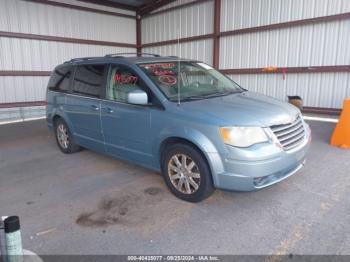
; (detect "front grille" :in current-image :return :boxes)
[270,115,305,150]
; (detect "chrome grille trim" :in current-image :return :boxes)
[279,128,304,142]
[283,131,305,147]
[270,115,305,150]
[275,122,303,137]
[271,118,301,133]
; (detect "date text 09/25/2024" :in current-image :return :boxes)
[127,256,220,261]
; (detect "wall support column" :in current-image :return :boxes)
[136,12,142,56]
[213,0,221,68]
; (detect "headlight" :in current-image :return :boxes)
[219,126,268,147]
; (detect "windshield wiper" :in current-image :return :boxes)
[169,92,216,101]
[178,93,217,101]
[183,90,242,101]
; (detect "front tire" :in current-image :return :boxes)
[54,118,81,154]
[161,143,214,202]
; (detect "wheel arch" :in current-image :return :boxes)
[51,112,75,135]
[52,114,61,126]
[159,137,208,165]
[157,134,225,187]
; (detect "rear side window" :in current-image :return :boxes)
[72,64,106,98]
[48,66,72,92]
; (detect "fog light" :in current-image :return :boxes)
[253,176,269,187]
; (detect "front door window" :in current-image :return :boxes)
[106,66,149,103]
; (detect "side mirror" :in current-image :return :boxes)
[127,89,148,105]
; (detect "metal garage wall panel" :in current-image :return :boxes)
[220,0,350,31]
[0,37,136,71]
[219,19,350,69]
[0,0,136,43]
[151,0,198,13]
[228,72,350,109]
[0,76,49,103]
[143,39,213,65]
[141,0,214,44]
[0,0,137,122]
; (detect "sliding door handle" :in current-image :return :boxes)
[90,105,100,111]
[103,107,114,113]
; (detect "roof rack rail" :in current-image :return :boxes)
[104,53,161,58]
[64,56,102,63]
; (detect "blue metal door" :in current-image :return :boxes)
[100,64,154,166]
[65,64,106,152]
[65,95,104,152]
[100,101,153,166]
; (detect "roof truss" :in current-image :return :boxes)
[77,0,176,15]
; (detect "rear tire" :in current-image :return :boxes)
[54,118,81,154]
[161,143,214,202]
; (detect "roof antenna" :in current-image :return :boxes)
[177,14,181,106]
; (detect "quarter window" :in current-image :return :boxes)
[72,65,106,98]
[48,66,72,92]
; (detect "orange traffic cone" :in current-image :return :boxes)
[330,99,350,149]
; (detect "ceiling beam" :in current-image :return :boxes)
[76,0,137,11]
[139,0,176,16]
[143,0,210,18]
[24,0,135,18]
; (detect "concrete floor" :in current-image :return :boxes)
[0,119,350,255]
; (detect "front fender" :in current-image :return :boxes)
[153,126,225,187]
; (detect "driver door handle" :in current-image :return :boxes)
[90,105,100,111]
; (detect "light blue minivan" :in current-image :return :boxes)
[46,54,311,202]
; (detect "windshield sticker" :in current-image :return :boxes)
[142,63,176,69]
[158,75,177,86]
[114,73,138,84]
[197,63,213,70]
[141,63,177,76]
[153,69,176,76]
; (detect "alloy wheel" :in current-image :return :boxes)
[57,124,69,149]
[167,154,201,194]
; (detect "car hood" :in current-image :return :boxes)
[177,91,300,127]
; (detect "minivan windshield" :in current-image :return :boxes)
[138,61,243,102]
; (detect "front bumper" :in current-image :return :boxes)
[214,126,311,191]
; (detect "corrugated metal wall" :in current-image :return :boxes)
[229,72,350,109]
[0,0,136,42]
[220,0,350,31]
[1,0,349,123]
[144,0,350,110]
[220,0,350,109]
[0,39,135,71]
[143,40,213,65]
[0,0,136,122]
[142,0,214,65]
[220,20,350,68]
